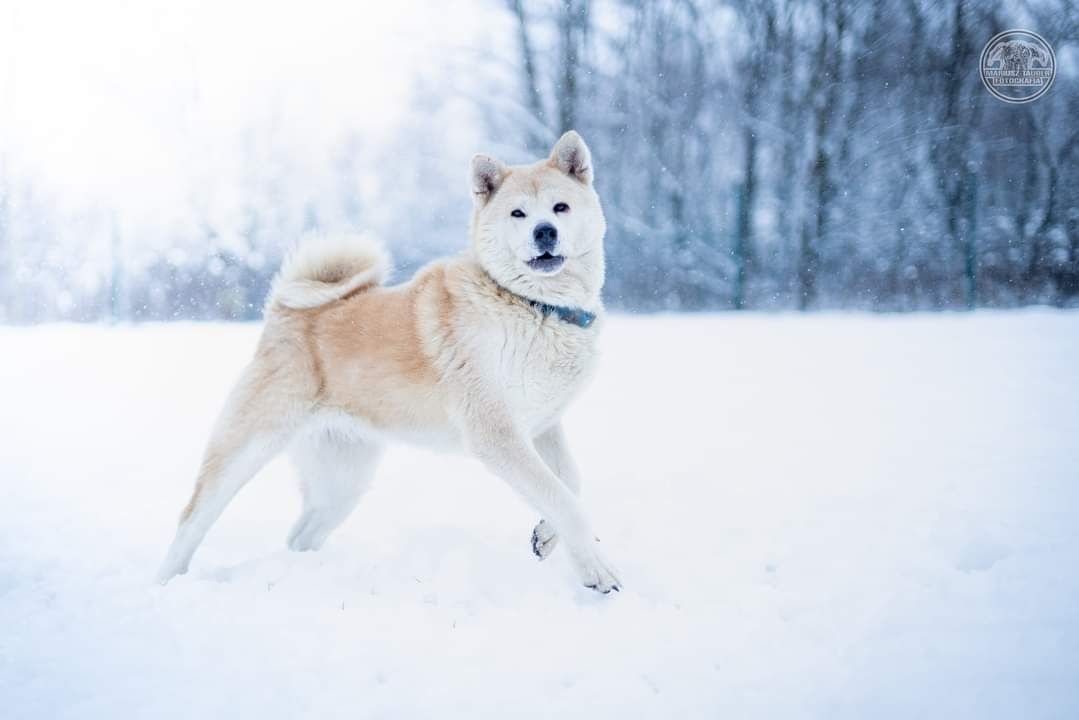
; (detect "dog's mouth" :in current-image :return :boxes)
[526,252,565,274]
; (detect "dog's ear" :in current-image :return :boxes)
[470,154,508,207]
[549,130,593,185]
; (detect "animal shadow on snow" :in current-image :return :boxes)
[185,524,590,603]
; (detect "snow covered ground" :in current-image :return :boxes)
[2,311,1078,718]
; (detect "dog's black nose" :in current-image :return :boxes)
[533,222,558,253]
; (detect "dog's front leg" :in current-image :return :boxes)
[531,422,581,560]
[462,409,620,593]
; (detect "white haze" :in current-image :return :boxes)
[0,0,493,273]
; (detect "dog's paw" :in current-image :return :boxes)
[571,542,622,594]
[155,556,190,586]
[287,512,329,553]
[531,519,559,560]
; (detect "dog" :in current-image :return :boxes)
[157,131,622,593]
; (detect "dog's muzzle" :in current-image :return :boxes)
[527,252,565,273]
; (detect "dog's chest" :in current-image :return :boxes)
[487,316,598,429]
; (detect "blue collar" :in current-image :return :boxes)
[483,268,598,329]
[526,299,597,329]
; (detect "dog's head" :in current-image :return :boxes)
[469,131,606,307]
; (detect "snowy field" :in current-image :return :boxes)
[2,311,1078,719]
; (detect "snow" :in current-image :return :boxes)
[2,311,1078,718]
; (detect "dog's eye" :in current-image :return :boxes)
[511,209,526,218]
[553,202,569,213]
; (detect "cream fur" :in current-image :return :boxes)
[158,131,622,594]
[270,232,390,310]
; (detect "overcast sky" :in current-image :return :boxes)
[0,0,488,217]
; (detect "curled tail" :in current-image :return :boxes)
[269,232,390,310]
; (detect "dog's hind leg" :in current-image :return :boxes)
[530,422,582,560]
[157,362,303,584]
[286,427,383,552]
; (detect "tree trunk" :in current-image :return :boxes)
[507,0,548,152]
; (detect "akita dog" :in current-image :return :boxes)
[157,131,621,593]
